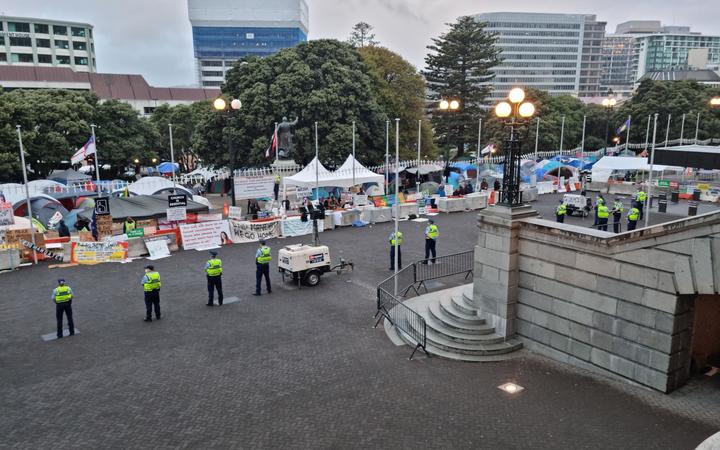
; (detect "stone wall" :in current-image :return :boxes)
[473,207,720,392]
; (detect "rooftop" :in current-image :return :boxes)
[641,69,720,82]
[0,15,93,28]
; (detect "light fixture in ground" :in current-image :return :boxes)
[498,382,524,394]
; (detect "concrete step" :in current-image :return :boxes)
[450,294,479,316]
[428,302,491,334]
[439,296,486,326]
[462,285,474,303]
[422,343,525,363]
[423,315,505,345]
[408,320,523,356]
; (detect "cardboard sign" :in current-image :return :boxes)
[0,202,14,226]
[145,239,170,259]
[234,175,275,201]
[228,206,243,221]
[166,207,187,222]
[72,241,129,264]
[95,215,113,239]
[179,221,224,250]
[225,219,279,243]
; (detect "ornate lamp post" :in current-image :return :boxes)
[438,98,461,183]
[214,97,242,206]
[494,88,535,207]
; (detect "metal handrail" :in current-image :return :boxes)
[375,250,475,360]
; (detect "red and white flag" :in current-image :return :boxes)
[481,144,495,156]
[265,128,278,159]
[71,136,97,164]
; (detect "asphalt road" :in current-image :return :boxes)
[0,208,717,449]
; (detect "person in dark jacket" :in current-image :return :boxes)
[57,220,70,238]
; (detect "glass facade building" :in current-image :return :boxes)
[188,0,309,87]
[0,15,96,72]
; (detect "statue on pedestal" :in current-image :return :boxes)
[276,117,299,160]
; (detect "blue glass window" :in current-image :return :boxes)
[192,26,307,59]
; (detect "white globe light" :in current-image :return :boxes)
[450,100,460,110]
[519,102,535,118]
[609,98,617,106]
[495,102,512,118]
[439,100,450,110]
[601,99,610,107]
[231,99,242,110]
[508,88,525,104]
[213,98,227,110]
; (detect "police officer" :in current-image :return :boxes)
[389,229,403,270]
[593,195,605,227]
[205,250,223,306]
[424,220,439,263]
[254,239,272,296]
[123,217,136,234]
[627,206,640,231]
[634,189,647,220]
[612,198,624,233]
[597,202,610,231]
[141,265,161,322]
[52,279,74,339]
[555,200,567,223]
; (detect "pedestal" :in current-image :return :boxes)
[473,205,538,337]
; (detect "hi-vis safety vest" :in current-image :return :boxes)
[390,231,403,246]
[636,191,647,202]
[613,201,624,213]
[54,285,72,303]
[597,205,610,219]
[556,204,567,216]
[256,246,272,264]
[426,225,439,239]
[125,220,136,231]
[596,197,605,206]
[628,208,640,221]
[143,272,161,292]
[206,259,222,277]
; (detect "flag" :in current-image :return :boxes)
[480,144,495,156]
[615,118,630,135]
[265,129,278,159]
[71,136,97,164]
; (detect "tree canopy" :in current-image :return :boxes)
[347,22,379,48]
[424,16,500,157]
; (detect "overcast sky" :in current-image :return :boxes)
[1,0,712,86]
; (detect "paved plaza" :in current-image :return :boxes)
[2,204,720,449]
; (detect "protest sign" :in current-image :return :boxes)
[228,206,243,221]
[234,175,275,201]
[127,228,145,238]
[72,241,129,264]
[179,221,224,250]
[166,207,187,222]
[280,217,323,237]
[0,202,13,226]
[197,213,223,222]
[145,239,170,259]
[225,219,279,243]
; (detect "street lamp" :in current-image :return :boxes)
[601,89,617,147]
[439,99,460,111]
[214,97,242,206]
[494,87,535,207]
[711,97,720,107]
[437,98,461,182]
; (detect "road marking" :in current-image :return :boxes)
[41,329,80,341]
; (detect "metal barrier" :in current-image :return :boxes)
[375,250,474,360]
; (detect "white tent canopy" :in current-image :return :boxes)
[283,157,335,188]
[591,156,683,183]
[121,177,193,196]
[333,155,384,187]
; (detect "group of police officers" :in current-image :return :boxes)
[51,239,275,337]
[388,219,439,271]
[556,189,646,232]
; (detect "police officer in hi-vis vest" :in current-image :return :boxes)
[205,250,223,306]
[424,220,439,263]
[141,265,161,322]
[52,279,75,338]
[389,230,403,271]
[253,240,272,296]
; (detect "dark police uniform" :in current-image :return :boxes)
[254,244,272,295]
[142,267,161,321]
[205,254,223,306]
[52,281,75,338]
[389,231,403,270]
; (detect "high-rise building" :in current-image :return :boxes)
[0,15,96,72]
[188,0,309,88]
[601,21,720,97]
[474,12,606,100]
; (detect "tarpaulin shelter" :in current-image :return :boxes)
[591,156,682,183]
[652,144,720,170]
[48,169,92,185]
[78,194,209,221]
[156,162,180,174]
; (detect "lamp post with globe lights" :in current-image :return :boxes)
[213,97,242,206]
[437,98,461,183]
[494,87,535,207]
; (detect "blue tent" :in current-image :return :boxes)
[156,162,180,174]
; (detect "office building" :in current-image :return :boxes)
[0,66,219,116]
[474,12,606,100]
[0,15,96,72]
[188,0,309,87]
[601,21,720,97]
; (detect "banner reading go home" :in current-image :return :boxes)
[72,241,129,264]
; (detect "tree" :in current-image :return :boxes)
[348,22,379,48]
[195,40,387,168]
[424,16,500,158]
[150,102,211,171]
[358,46,436,160]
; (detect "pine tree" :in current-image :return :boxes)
[424,16,500,158]
[348,22,379,48]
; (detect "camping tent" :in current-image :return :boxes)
[12,195,69,229]
[122,177,193,197]
[591,156,683,183]
[283,157,335,188]
[156,162,179,174]
[48,169,92,185]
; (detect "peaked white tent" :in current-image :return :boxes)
[591,156,682,183]
[283,157,335,188]
[333,155,384,187]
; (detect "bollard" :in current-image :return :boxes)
[688,201,698,216]
[670,191,679,203]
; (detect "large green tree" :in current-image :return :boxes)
[347,22,379,48]
[150,101,211,171]
[424,16,500,158]
[358,45,436,160]
[195,39,387,168]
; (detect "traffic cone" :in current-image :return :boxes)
[223,202,229,217]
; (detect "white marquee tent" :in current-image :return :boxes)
[333,155,384,187]
[282,157,335,188]
[591,157,683,183]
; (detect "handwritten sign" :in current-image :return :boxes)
[234,175,275,200]
[166,207,187,222]
[179,221,224,250]
[21,240,63,261]
[0,202,13,226]
[226,219,279,243]
[228,206,243,221]
[72,241,129,264]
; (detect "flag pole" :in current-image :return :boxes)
[476,118,482,190]
[417,119,422,193]
[580,115,586,167]
[625,115,631,150]
[352,120,356,188]
[664,114,671,147]
[534,117,540,160]
[645,113,659,229]
[169,123,177,189]
[394,118,400,297]
[314,122,319,202]
[680,113,686,144]
[644,114,651,151]
[274,122,279,165]
[16,125,37,264]
[694,112,701,144]
[385,120,389,193]
[559,115,565,154]
[90,124,100,189]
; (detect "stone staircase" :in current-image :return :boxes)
[398,285,523,362]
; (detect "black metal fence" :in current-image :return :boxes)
[375,250,474,360]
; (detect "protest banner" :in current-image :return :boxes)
[0,202,14,226]
[167,207,187,222]
[234,175,275,201]
[197,213,223,222]
[225,219,279,243]
[179,221,224,250]
[72,241,129,264]
[228,206,243,221]
[280,217,323,237]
